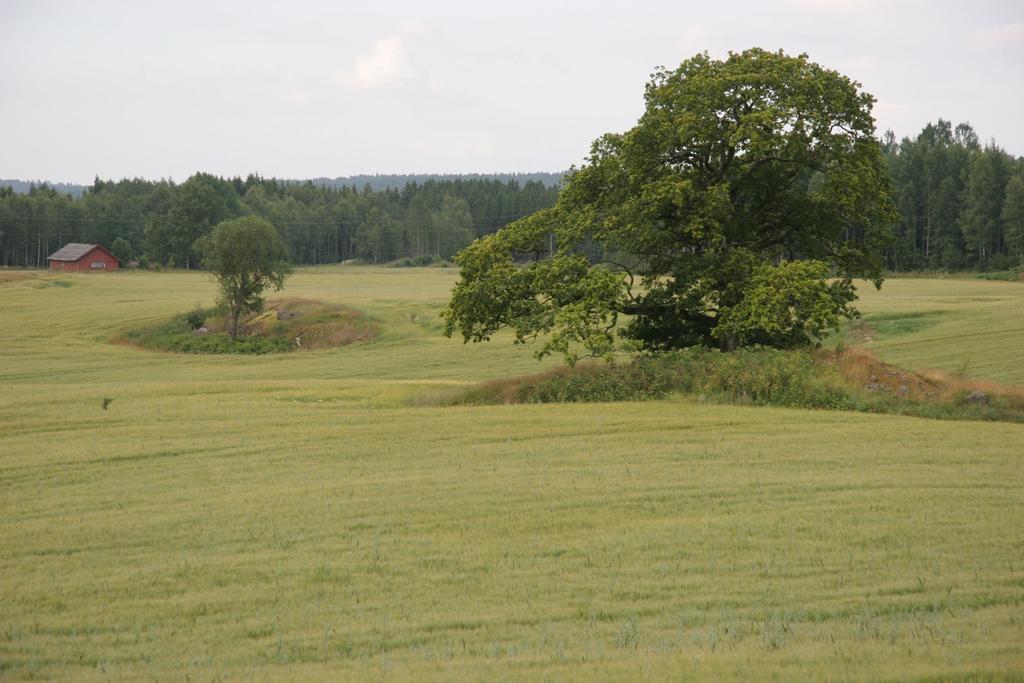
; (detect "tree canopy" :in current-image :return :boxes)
[195,216,292,339]
[444,49,898,362]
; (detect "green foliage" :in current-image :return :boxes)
[456,348,847,407]
[975,269,1023,281]
[882,120,1023,272]
[395,255,436,267]
[714,260,858,349]
[110,236,133,264]
[183,305,208,330]
[451,347,1024,423]
[1002,172,1024,268]
[144,173,241,269]
[445,49,897,362]
[429,194,475,258]
[353,207,400,263]
[121,308,292,354]
[960,145,1011,267]
[121,299,380,355]
[0,174,558,269]
[194,216,292,338]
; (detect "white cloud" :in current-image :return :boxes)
[345,35,413,89]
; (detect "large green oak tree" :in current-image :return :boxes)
[444,49,897,363]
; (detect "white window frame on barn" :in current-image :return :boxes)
[91,262,106,269]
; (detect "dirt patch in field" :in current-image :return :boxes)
[825,346,1024,407]
[824,347,942,401]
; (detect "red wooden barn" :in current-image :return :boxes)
[47,243,120,272]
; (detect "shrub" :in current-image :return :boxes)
[394,255,436,268]
[183,306,210,330]
[976,270,1024,282]
[447,347,1024,423]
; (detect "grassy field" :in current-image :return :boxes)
[1,267,1022,681]
[853,277,1024,384]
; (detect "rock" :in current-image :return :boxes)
[897,384,910,397]
[867,382,886,392]
[966,390,990,406]
[277,311,297,320]
[192,327,209,336]
[868,375,878,383]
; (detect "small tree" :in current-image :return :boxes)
[195,216,292,339]
[111,237,133,264]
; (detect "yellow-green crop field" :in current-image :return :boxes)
[1,268,1023,681]
[854,277,1024,385]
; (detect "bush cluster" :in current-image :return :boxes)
[477,348,851,408]
[452,348,1024,423]
[395,255,438,268]
[121,309,291,355]
[975,270,1024,282]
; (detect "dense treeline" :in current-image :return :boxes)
[306,172,564,192]
[2,119,1022,272]
[882,120,1024,271]
[0,172,565,198]
[0,175,559,268]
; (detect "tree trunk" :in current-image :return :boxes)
[230,304,242,339]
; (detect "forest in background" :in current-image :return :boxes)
[0,120,1022,271]
[0,175,560,268]
[0,172,565,198]
[882,120,1024,272]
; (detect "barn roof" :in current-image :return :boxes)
[47,243,116,262]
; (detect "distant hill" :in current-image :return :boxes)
[301,172,567,191]
[0,172,567,197]
[0,179,87,197]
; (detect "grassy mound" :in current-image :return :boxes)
[443,346,1024,422]
[118,298,380,354]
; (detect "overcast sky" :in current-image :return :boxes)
[1,0,1021,184]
